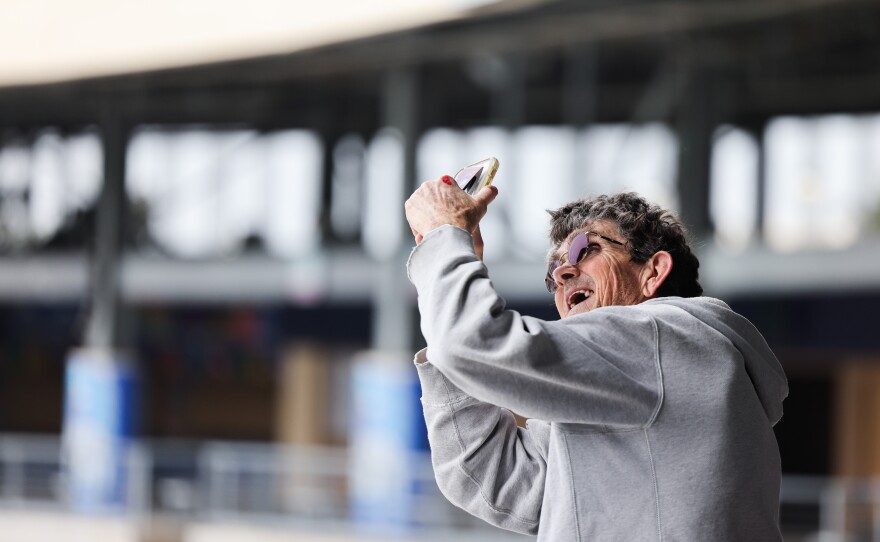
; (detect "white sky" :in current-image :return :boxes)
[0,0,506,86]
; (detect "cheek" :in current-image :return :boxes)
[592,261,633,303]
[554,292,567,315]
[590,262,614,286]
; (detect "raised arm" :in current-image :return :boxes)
[415,349,550,535]
[407,226,663,427]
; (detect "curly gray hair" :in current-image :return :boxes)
[547,192,703,298]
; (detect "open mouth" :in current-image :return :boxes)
[567,289,593,310]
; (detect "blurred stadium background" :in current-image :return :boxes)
[1,0,880,540]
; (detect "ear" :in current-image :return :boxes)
[640,251,673,299]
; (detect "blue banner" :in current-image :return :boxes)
[63,349,139,512]
[348,351,428,530]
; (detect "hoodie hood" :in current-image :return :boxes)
[646,296,789,426]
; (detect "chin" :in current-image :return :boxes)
[565,302,593,317]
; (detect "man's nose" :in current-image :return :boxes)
[553,263,578,285]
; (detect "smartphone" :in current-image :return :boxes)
[453,157,500,196]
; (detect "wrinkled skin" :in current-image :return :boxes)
[404,175,498,258]
[550,220,655,318]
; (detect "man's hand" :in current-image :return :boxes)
[405,175,498,248]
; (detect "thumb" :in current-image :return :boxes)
[473,184,499,208]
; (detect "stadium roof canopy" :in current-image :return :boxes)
[2,0,879,128]
[0,0,543,86]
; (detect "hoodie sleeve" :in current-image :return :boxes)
[407,226,663,427]
[414,349,550,535]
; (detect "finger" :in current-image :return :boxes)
[441,175,459,189]
[472,184,499,207]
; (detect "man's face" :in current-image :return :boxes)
[549,220,647,318]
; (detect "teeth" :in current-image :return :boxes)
[567,290,591,309]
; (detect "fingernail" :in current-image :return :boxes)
[441,176,454,185]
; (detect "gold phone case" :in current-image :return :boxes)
[453,157,500,195]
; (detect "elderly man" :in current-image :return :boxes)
[404,177,788,541]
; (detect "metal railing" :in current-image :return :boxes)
[0,433,489,534]
[0,434,65,509]
[2,433,880,540]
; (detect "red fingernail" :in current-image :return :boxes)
[441,175,454,185]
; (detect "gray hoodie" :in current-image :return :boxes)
[408,226,788,541]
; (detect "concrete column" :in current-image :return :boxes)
[675,66,714,239]
[371,67,419,355]
[64,111,139,512]
[492,51,526,129]
[351,68,427,529]
[563,43,597,127]
[85,113,129,348]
